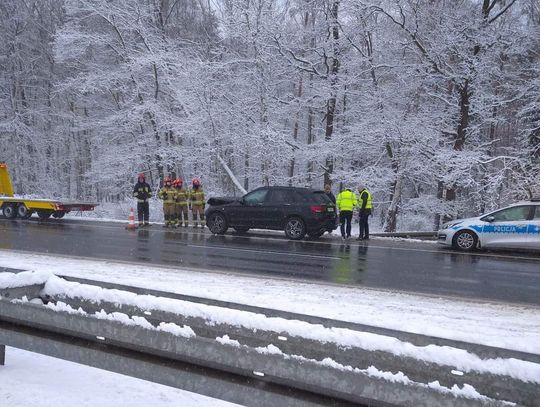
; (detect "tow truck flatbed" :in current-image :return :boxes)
[0,163,97,220]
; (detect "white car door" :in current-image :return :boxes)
[524,206,540,250]
[481,205,533,249]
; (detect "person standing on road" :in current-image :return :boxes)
[158,176,177,227]
[190,178,206,228]
[324,183,336,204]
[174,179,190,227]
[357,185,372,240]
[133,173,152,227]
[336,187,357,240]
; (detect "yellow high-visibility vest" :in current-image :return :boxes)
[359,189,372,209]
[336,189,358,211]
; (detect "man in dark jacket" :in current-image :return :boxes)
[357,185,372,240]
[324,184,336,204]
[133,173,152,227]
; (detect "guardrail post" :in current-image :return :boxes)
[0,344,5,365]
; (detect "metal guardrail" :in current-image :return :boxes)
[371,231,438,239]
[1,275,538,407]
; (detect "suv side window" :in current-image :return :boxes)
[488,206,533,222]
[243,189,268,205]
[534,206,540,220]
[268,189,294,203]
[292,190,309,203]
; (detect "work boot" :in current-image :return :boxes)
[139,222,144,228]
[144,222,150,227]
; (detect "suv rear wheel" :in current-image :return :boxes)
[284,217,306,240]
[207,212,228,234]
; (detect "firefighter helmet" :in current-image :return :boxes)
[192,178,201,187]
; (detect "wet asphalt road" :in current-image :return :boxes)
[1,218,539,305]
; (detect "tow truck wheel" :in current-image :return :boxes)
[53,211,66,218]
[2,204,17,219]
[37,210,52,220]
[17,204,31,219]
[453,230,478,252]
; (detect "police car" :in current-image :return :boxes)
[438,198,540,252]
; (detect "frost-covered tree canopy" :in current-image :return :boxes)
[1,0,539,230]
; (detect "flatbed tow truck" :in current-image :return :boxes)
[0,163,97,220]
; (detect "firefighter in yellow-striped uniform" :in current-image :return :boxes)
[189,178,205,227]
[174,178,190,227]
[158,176,177,227]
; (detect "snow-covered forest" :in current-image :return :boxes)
[1,0,539,230]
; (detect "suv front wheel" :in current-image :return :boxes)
[207,212,228,235]
[284,217,306,240]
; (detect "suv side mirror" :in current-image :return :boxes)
[485,215,495,223]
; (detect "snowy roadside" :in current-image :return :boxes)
[0,250,538,354]
[0,348,238,407]
[63,212,439,245]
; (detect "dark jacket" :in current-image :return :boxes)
[133,182,152,202]
[326,192,336,204]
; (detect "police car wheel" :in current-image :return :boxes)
[453,230,478,252]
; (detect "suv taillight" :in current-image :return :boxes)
[310,205,325,213]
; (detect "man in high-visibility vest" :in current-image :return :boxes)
[190,178,205,227]
[336,187,358,240]
[357,185,372,240]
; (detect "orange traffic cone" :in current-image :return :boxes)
[126,208,137,230]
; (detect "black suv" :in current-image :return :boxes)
[205,186,337,240]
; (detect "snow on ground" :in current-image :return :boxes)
[0,347,238,407]
[4,271,538,382]
[0,249,539,355]
[1,249,539,406]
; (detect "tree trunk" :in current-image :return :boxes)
[323,0,340,186]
